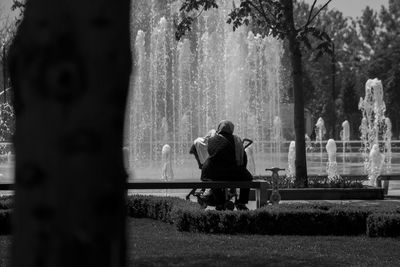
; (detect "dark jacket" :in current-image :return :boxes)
[200,132,252,182]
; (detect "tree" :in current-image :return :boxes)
[11,0,26,26]
[0,15,17,103]
[358,6,379,54]
[360,0,400,138]
[295,5,363,139]
[9,0,132,266]
[0,102,15,141]
[175,0,332,186]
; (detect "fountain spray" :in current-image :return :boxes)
[315,117,326,175]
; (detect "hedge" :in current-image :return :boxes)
[0,195,13,210]
[173,206,371,235]
[2,195,400,237]
[126,195,200,224]
[367,213,400,237]
[127,195,400,236]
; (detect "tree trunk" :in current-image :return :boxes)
[9,0,132,266]
[282,0,308,187]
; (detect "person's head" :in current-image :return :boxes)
[217,120,234,135]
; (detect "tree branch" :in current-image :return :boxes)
[258,0,275,20]
[305,0,317,27]
[308,0,332,27]
[193,5,206,20]
[248,0,268,22]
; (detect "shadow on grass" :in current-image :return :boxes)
[128,218,400,267]
[132,254,344,267]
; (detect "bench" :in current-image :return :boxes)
[127,180,269,208]
[377,174,400,195]
[0,181,270,208]
[2,174,398,203]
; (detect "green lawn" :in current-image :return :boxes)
[1,217,400,266]
[128,218,400,266]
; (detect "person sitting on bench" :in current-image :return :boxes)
[200,120,253,210]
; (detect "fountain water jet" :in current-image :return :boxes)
[161,144,174,181]
[340,120,350,173]
[384,117,392,173]
[326,139,339,181]
[272,116,282,168]
[359,117,369,174]
[128,3,285,179]
[359,78,392,177]
[286,141,296,183]
[368,144,385,186]
[315,117,326,175]
[245,144,256,176]
[305,134,312,152]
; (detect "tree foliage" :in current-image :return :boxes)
[11,0,26,26]
[361,0,400,137]
[175,0,332,58]
[0,103,15,141]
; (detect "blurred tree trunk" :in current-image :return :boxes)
[9,0,132,266]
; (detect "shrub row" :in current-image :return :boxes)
[2,195,400,237]
[174,206,371,235]
[0,195,13,210]
[126,195,200,224]
[127,195,400,237]
[367,213,400,237]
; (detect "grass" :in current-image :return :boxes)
[128,218,400,266]
[0,217,400,266]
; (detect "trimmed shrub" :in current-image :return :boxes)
[126,195,200,224]
[3,195,399,237]
[126,195,400,236]
[367,213,400,237]
[0,195,13,210]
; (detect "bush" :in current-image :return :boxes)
[253,175,364,188]
[3,195,400,237]
[175,206,370,235]
[367,213,400,237]
[0,195,13,210]
[126,195,199,224]
[126,195,400,236]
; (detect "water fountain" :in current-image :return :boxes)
[368,144,385,186]
[305,134,312,152]
[326,139,339,181]
[359,117,369,174]
[161,144,173,196]
[384,117,392,173]
[358,78,392,177]
[161,144,174,181]
[128,1,285,179]
[124,3,400,183]
[340,120,350,173]
[315,117,326,175]
[286,141,296,182]
[245,144,256,176]
[272,116,282,168]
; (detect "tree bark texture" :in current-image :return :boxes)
[281,0,308,187]
[9,0,132,266]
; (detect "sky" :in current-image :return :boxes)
[0,0,390,24]
[302,0,388,18]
